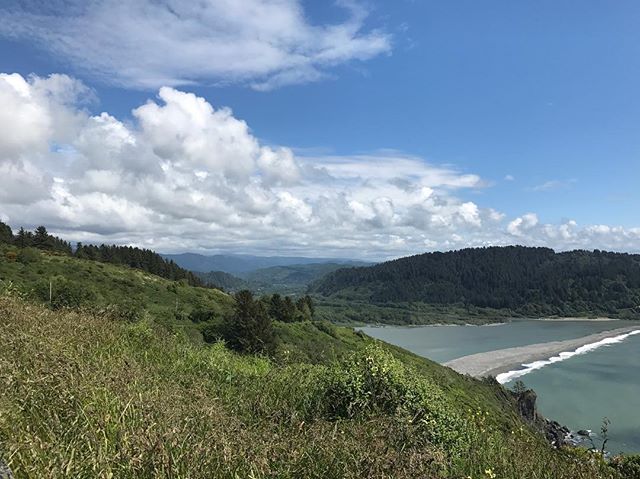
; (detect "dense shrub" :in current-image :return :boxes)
[35,276,97,309]
[325,344,472,454]
[611,455,640,478]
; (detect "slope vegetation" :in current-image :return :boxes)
[0,296,634,478]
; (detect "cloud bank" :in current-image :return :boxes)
[0,0,391,89]
[1,72,639,259]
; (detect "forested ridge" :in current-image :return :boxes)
[311,246,640,317]
[0,221,204,287]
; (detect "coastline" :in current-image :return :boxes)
[533,317,619,322]
[444,325,640,380]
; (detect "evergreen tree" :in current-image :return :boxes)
[269,293,286,321]
[33,226,54,250]
[282,296,297,323]
[0,221,12,243]
[15,227,32,248]
[225,290,276,355]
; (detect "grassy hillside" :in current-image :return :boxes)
[1,245,638,477]
[311,246,640,324]
[1,295,635,478]
[0,244,234,340]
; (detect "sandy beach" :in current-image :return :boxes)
[444,325,640,378]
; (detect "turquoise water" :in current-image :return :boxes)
[503,334,640,454]
[360,320,640,453]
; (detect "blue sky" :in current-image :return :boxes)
[0,0,639,258]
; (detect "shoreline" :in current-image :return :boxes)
[532,316,620,322]
[356,316,625,328]
[444,325,640,379]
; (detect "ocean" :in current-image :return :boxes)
[360,320,640,453]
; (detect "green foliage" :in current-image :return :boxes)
[0,221,12,244]
[0,244,234,337]
[512,380,527,395]
[224,290,277,355]
[17,247,40,265]
[35,276,97,309]
[2,296,630,478]
[325,345,471,454]
[195,270,248,291]
[611,455,640,478]
[75,242,204,286]
[311,246,640,320]
[188,308,216,323]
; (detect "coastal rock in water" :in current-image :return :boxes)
[516,389,538,422]
[544,419,570,447]
[514,389,569,447]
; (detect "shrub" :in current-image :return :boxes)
[17,247,39,264]
[35,276,97,309]
[325,344,472,454]
[611,454,640,478]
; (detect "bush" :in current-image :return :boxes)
[36,276,97,309]
[189,308,216,323]
[325,344,472,453]
[17,247,40,264]
[611,454,640,478]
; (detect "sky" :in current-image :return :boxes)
[0,0,639,260]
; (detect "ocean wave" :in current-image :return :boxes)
[496,329,640,384]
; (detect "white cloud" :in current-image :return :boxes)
[1,72,640,259]
[0,0,391,90]
[529,179,577,192]
[507,213,539,237]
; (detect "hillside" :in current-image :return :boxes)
[311,246,640,322]
[195,270,249,291]
[0,243,234,341]
[2,295,634,478]
[1,241,639,476]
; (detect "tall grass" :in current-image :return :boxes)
[0,296,632,478]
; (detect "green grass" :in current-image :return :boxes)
[0,245,234,338]
[0,295,631,478]
[0,248,636,477]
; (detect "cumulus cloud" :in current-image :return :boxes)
[1,72,639,259]
[0,0,391,90]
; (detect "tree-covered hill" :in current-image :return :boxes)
[0,221,204,287]
[195,270,250,291]
[311,246,640,319]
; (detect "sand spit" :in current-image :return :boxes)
[444,325,640,380]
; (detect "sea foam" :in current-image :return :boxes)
[496,329,640,384]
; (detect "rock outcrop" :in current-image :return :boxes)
[514,389,570,447]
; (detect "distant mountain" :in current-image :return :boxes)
[163,253,368,275]
[196,262,370,294]
[310,246,640,318]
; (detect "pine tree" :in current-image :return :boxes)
[0,221,12,244]
[225,290,276,355]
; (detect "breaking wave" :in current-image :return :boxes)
[496,329,640,384]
